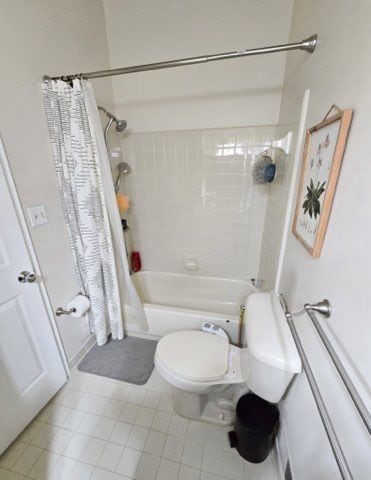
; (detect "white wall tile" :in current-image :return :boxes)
[117,126,277,280]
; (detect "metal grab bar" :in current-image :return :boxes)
[306,309,371,435]
[279,294,353,480]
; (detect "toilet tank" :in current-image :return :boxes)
[241,291,301,403]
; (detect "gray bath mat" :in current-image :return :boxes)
[78,336,158,385]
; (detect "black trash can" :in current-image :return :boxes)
[229,393,279,463]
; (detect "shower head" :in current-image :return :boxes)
[115,119,128,132]
[117,162,130,175]
[115,162,130,192]
[98,106,127,132]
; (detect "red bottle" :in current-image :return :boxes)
[131,251,142,273]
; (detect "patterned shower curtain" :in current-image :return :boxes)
[43,79,124,345]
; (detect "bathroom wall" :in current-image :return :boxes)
[258,124,296,290]
[0,0,115,364]
[277,1,371,478]
[115,126,276,279]
[103,0,294,132]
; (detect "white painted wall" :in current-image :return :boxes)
[278,2,371,478]
[0,0,114,363]
[103,0,294,132]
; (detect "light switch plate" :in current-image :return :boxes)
[27,205,48,227]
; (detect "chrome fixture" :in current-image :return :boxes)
[17,270,36,283]
[98,106,127,133]
[98,105,127,150]
[281,297,332,318]
[44,35,317,82]
[55,306,76,317]
[279,294,353,480]
[307,309,371,435]
[115,162,130,192]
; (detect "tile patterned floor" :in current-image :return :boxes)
[0,369,276,480]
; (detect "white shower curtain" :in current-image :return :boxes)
[43,79,146,345]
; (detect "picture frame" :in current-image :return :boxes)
[292,107,353,258]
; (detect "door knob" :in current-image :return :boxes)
[18,271,37,283]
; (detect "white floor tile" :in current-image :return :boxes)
[157,395,173,413]
[112,385,132,402]
[135,408,155,428]
[17,421,44,444]
[91,467,114,480]
[109,422,132,446]
[222,450,244,480]
[93,417,117,440]
[76,413,101,436]
[162,435,184,462]
[127,389,146,406]
[0,370,277,480]
[119,404,139,424]
[30,424,58,449]
[156,458,180,480]
[59,390,82,409]
[151,411,172,434]
[88,396,111,416]
[97,442,124,471]
[62,432,90,460]
[47,455,77,480]
[68,460,94,480]
[44,405,71,427]
[28,449,59,480]
[115,447,142,477]
[103,400,125,420]
[126,426,149,451]
[143,430,166,457]
[112,474,132,480]
[179,464,201,480]
[181,441,203,470]
[74,393,96,412]
[142,391,161,410]
[0,468,26,480]
[136,453,160,480]
[11,445,43,475]
[46,428,73,454]
[200,472,229,480]
[186,421,207,444]
[202,444,223,474]
[61,409,86,431]
[204,425,228,449]
[0,442,27,469]
[79,437,106,465]
[168,415,189,438]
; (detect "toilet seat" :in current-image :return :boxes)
[156,330,229,381]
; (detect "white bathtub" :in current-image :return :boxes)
[128,271,255,344]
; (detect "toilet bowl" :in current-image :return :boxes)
[154,291,301,425]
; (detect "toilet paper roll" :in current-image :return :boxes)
[66,295,90,318]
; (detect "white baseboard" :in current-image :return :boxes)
[69,335,96,371]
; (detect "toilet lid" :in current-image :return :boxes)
[156,330,229,381]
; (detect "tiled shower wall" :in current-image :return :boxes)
[114,126,278,280]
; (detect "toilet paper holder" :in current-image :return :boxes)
[55,306,76,316]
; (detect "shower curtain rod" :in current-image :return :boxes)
[44,35,317,82]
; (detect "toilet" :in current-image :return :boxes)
[155,291,301,425]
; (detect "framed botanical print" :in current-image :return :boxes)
[292,107,353,258]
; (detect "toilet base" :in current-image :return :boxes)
[173,388,237,426]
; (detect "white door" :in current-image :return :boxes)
[0,142,67,454]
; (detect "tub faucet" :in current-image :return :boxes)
[251,278,264,289]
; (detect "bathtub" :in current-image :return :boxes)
[128,271,255,344]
